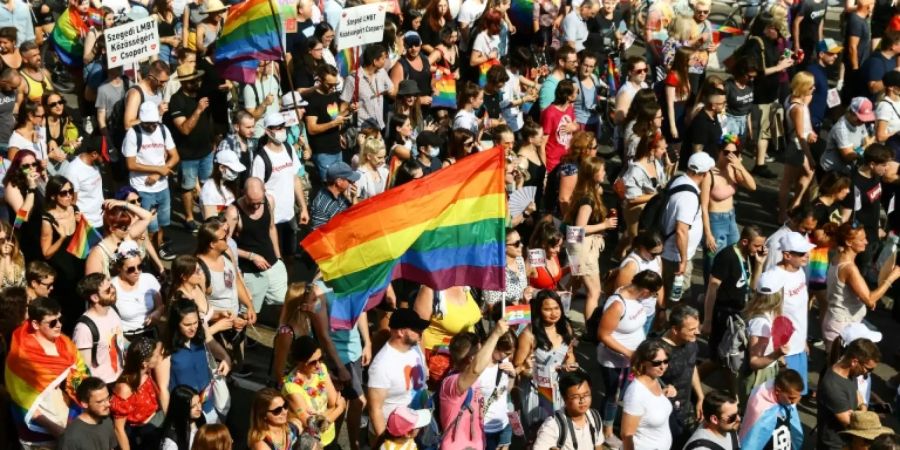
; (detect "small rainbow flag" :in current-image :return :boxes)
[504,304,532,325]
[384,155,403,189]
[214,0,284,83]
[50,7,92,68]
[606,55,619,97]
[716,25,743,36]
[301,148,507,330]
[478,59,501,87]
[13,209,27,229]
[66,215,102,259]
[336,47,357,80]
[807,245,830,286]
[433,67,457,109]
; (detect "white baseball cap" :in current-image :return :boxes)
[756,270,784,295]
[264,111,286,128]
[840,322,882,346]
[687,152,715,173]
[215,150,246,173]
[138,101,160,123]
[779,232,816,254]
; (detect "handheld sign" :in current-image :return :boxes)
[504,304,532,326]
[105,17,159,69]
[337,3,388,51]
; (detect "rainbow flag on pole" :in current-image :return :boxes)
[12,209,27,229]
[66,216,102,259]
[302,148,507,330]
[50,7,91,68]
[336,47,356,79]
[606,55,620,97]
[214,0,284,83]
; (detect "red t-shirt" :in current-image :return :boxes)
[541,104,575,173]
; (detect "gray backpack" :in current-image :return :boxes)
[717,314,748,375]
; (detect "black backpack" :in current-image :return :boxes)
[75,315,123,369]
[130,124,170,151]
[682,432,740,450]
[583,293,625,343]
[637,179,700,239]
[254,140,297,183]
[108,86,145,149]
[552,408,603,449]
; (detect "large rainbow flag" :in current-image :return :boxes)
[50,7,91,68]
[302,148,507,330]
[214,0,284,83]
[5,322,88,443]
[66,215,103,259]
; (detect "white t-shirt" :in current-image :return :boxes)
[766,266,809,356]
[762,224,791,271]
[501,70,524,132]
[562,10,589,51]
[533,412,605,450]
[199,179,236,213]
[122,125,176,193]
[111,274,160,332]
[661,175,703,262]
[472,31,499,57]
[596,295,646,368]
[622,380,673,450]
[251,145,297,224]
[448,0,463,18]
[620,253,663,316]
[477,362,511,433]
[458,0,486,26]
[9,129,47,161]
[876,97,900,138]
[747,313,776,369]
[453,109,480,135]
[244,76,282,138]
[62,157,104,227]
[72,309,125,384]
[367,343,427,423]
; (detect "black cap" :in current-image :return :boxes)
[78,135,104,155]
[416,130,444,148]
[389,308,430,331]
[885,71,900,89]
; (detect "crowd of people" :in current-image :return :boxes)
[2,0,900,449]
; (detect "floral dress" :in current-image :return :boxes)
[283,364,335,445]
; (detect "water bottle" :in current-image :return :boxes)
[670,274,684,302]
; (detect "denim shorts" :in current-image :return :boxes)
[485,423,513,450]
[180,152,214,190]
[140,189,172,232]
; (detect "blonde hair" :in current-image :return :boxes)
[669,15,698,42]
[692,0,711,8]
[359,135,386,164]
[743,290,783,321]
[790,71,815,97]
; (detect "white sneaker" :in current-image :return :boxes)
[604,434,623,449]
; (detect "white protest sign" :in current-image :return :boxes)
[105,17,159,69]
[337,2,387,51]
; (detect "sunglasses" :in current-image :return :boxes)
[38,279,54,288]
[0,236,7,244]
[787,251,808,257]
[269,404,288,415]
[695,9,709,14]
[42,318,61,328]
[124,265,142,274]
[307,357,321,366]
[721,150,739,155]
[33,114,45,119]
[721,412,740,423]
[650,359,669,367]
[57,189,74,197]
[20,162,38,170]
[48,100,65,108]
[128,198,141,205]
[650,251,663,257]
[507,240,522,247]
[632,68,648,74]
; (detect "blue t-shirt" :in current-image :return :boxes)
[320,280,362,364]
[861,52,897,101]
[806,63,829,128]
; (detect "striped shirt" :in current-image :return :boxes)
[310,188,350,229]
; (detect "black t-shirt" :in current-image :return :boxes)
[305,90,343,154]
[813,199,842,225]
[748,37,784,104]
[420,22,441,48]
[167,90,213,160]
[725,78,754,116]
[844,14,871,71]
[197,57,229,127]
[794,0,827,45]
[711,246,750,310]
[587,8,625,54]
[483,91,502,119]
[816,368,858,450]
[660,339,699,420]
[842,170,882,231]
[573,196,602,225]
[686,110,722,153]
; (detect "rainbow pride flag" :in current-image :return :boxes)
[302,148,507,330]
[50,7,91,68]
[606,55,619,97]
[336,47,357,79]
[214,0,284,83]
[13,209,27,229]
[807,245,830,286]
[66,215,103,259]
[5,322,88,443]
[478,59,501,87]
[433,66,457,109]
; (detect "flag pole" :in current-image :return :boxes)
[264,0,304,126]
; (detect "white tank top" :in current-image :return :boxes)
[597,293,647,368]
[620,252,663,316]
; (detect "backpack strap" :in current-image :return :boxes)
[448,385,474,442]
[198,257,212,290]
[683,438,728,450]
[554,410,568,449]
[663,183,701,240]
[76,315,100,367]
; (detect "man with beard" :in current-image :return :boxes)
[661,305,705,449]
[367,308,430,438]
[684,390,742,449]
[72,274,124,385]
[58,377,118,450]
[539,45,578,111]
[167,65,213,232]
[62,135,105,228]
[0,67,20,151]
[123,60,170,129]
[389,32,433,107]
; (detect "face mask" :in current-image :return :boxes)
[429,147,440,158]
[221,167,239,181]
[269,130,287,144]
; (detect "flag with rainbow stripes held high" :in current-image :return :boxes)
[50,7,93,68]
[302,148,507,330]
[214,0,284,84]
[66,215,103,259]
[606,55,620,97]
[336,47,357,79]
[12,209,27,229]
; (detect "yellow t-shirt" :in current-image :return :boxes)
[283,364,336,445]
[422,289,482,352]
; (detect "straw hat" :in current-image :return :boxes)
[201,0,228,14]
[176,64,205,82]
[839,411,894,441]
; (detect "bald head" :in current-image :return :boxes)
[244,177,266,203]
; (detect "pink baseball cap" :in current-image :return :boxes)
[850,97,876,122]
[386,407,432,436]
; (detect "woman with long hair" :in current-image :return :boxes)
[200,151,244,219]
[564,157,617,319]
[612,231,665,334]
[248,388,302,450]
[484,228,529,307]
[416,283,483,388]
[685,74,725,125]
[512,290,576,430]
[445,128,477,165]
[543,80,579,173]
[596,270,661,444]
[7,101,47,164]
[427,25,461,105]
[110,337,164,450]
[293,37,327,96]
[41,93,78,174]
[620,339,674,450]
[155,299,230,422]
[160,385,206,450]
[3,149,45,262]
[621,132,670,251]
[662,47,693,150]
[453,81,486,136]
[271,282,321,384]
[390,81,426,138]
[111,240,164,342]
[517,120,547,209]
[81,8,116,102]
[168,255,233,337]
[314,23,338,73]
[526,220,566,291]
[0,221,25,288]
[282,335,346,446]
[85,196,154,276]
[546,130,597,216]
[421,0,453,53]
[779,71,817,222]
[469,9,503,67]
[192,424,234,450]
[152,0,181,65]
[622,90,662,160]
[700,135,756,279]
[739,274,788,405]
[39,175,84,328]
[357,137,389,201]
[387,113,416,162]
[823,224,900,350]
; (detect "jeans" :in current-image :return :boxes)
[140,188,172,232]
[485,423,513,450]
[313,152,342,181]
[599,366,631,427]
[180,152,215,190]
[704,209,740,281]
[722,113,748,138]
